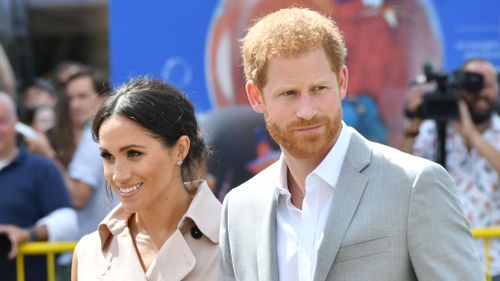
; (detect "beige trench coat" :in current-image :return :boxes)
[74,181,221,281]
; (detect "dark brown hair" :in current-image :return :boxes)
[92,78,207,182]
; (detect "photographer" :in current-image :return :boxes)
[400,58,500,279]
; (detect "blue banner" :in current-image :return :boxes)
[110,0,500,144]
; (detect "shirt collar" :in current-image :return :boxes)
[276,154,289,194]
[0,145,25,171]
[97,180,221,249]
[312,122,352,188]
[490,114,500,133]
[275,122,352,193]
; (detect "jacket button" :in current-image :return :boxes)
[191,226,203,239]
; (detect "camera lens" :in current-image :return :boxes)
[0,233,12,259]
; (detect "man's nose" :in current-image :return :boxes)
[477,87,491,99]
[296,93,317,120]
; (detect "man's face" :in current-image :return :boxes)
[0,95,18,159]
[249,47,348,160]
[461,61,498,124]
[66,75,102,127]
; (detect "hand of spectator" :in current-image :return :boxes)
[23,131,56,160]
[452,100,500,173]
[451,100,479,145]
[405,85,426,115]
[405,82,439,115]
[0,224,30,259]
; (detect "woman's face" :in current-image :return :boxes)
[32,106,55,133]
[98,114,182,213]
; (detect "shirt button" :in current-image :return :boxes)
[191,226,203,239]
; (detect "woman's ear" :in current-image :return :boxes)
[176,135,190,161]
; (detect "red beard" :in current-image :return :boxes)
[264,110,342,159]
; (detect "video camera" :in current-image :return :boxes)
[405,63,484,121]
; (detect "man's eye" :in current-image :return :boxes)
[282,90,296,96]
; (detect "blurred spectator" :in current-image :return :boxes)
[45,65,99,167]
[64,68,115,236]
[27,67,114,235]
[20,78,58,129]
[22,78,57,110]
[50,61,86,92]
[32,105,55,133]
[400,58,500,278]
[23,67,115,280]
[0,92,77,281]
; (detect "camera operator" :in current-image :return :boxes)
[400,58,500,279]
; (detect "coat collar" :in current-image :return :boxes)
[97,180,221,249]
[179,180,221,243]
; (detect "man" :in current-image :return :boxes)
[0,92,77,281]
[64,68,115,240]
[220,8,484,281]
[401,58,500,278]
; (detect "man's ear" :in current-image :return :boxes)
[338,65,349,100]
[246,80,265,113]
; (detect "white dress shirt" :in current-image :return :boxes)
[276,123,352,281]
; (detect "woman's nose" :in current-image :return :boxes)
[111,162,131,185]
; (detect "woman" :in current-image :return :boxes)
[71,78,221,280]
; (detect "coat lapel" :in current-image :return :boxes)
[147,230,196,281]
[257,186,280,281]
[313,131,371,281]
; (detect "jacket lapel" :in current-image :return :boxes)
[257,186,280,281]
[313,131,371,281]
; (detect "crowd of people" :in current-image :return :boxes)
[0,6,499,281]
[0,56,118,280]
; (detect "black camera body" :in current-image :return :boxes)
[408,65,484,121]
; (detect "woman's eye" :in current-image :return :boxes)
[127,150,142,158]
[100,152,113,160]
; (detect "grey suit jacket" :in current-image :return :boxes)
[220,130,484,281]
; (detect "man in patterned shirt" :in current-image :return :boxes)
[401,58,500,279]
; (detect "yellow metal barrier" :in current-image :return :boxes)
[16,241,77,281]
[472,227,500,281]
[13,230,500,281]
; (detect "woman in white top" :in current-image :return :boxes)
[71,78,221,281]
